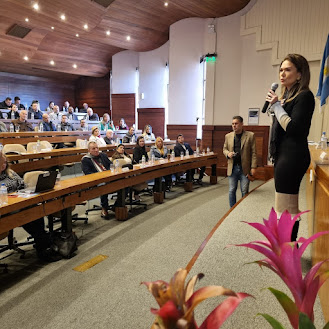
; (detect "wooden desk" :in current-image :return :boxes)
[306,145,329,321]
[0,153,218,231]
[6,141,176,174]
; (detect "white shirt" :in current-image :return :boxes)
[89,135,106,147]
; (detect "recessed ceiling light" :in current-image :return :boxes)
[25,18,29,22]
[73,64,77,69]
[23,56,29,61]
[76,33,79,37]
[32,3,39,10]
[164,2,168,6]
[60,14,66,20]
[50,60,55,65]
[106,30,110,36]
[51,26,55,30]
[126,35,131,41]
[83,24,88,30]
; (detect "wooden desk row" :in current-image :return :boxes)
[0,153,218,233]
[6,140,176,174]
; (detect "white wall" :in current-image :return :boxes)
[168,18,205,125]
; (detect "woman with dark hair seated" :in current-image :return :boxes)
[0,152,61,262]
[133,136,148,164]
[111,144,133,165]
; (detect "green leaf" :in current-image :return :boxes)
[267,287,299,329]
[322,320,329,329]
[298,312,316,329]
[257,313,286,329]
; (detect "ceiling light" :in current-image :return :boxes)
[51,26,55,30]
[50,60,55,65]
[73,64,77,69]
[25,18,29,22]
[76,33,79,37]
[126,35,131,41]
[106,30,110,36]
[164,2,168,6]
[60,14,66,20]
[83,24,88,30]
[23,56,29,61]
[32,3,39,10]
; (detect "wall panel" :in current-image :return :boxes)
[137,108,165,138]
[111,93,136,129]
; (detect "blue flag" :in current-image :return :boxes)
[317,34,329,107]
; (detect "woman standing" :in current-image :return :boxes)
[266,54,315,240]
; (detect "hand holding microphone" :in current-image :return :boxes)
[262,82,279,113]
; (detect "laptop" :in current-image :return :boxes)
[23,171,57,194]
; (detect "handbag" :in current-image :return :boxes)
[51,231,78,258]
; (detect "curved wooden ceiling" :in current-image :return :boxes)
[0,0,250,79]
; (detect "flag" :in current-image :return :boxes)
[317,34,329,107]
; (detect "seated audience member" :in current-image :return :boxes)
[112,144,133,164]
[28,101,43,119]
[0,97,12,109]
[174,134,205,184]
[0,152,61,262]
[0,121,7,132]
[42,113,56,131]
[151,137,172,189]
[142,124,155,142]
[81,141,113,219]
[85,108,99,121]
[89,126,106,147]
[7,104,20,119]
[123,126,136,143]
[14,96,25,109]
[12,110,33,131]
[104,129,115,145]
[133,136,148,164]
[118,118,128,130]
[60,115,75,131]
[78,119,88,131]
[67,106,78,120]
[62,101,70,112]
[100,113,115,131]
[45,101,55,112]
[49,105,62,123]
[80,102,88,113]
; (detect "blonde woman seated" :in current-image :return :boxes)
[89,126,106,147]
[142,124,155,142]
[100,113,115,131]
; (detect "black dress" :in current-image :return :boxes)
[270,90,315,194]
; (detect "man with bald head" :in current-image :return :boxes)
[11,110,33,131]
[85,107,99,121]
[41,113,56,131]
[49,105,62,124]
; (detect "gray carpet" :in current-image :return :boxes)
[0,177,324,328]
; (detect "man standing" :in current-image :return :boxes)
[81,142,113,219]
[223,116,257,207]
[11,110,33,131]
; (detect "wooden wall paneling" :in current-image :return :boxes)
[137,108,165,138]
[0,72,76,112]
[111,94,136,128]
[166,125,197,149]
[75,74,110,117]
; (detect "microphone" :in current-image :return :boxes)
[262,83,279,113]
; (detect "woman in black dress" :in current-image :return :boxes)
[266,54,315,240]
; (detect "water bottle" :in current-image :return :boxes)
[142,155,146,167]
[69,114,72,121]
[11,111,15,119]
[0,183,8,206]
[151,154,155,165]
[0,143,3,152]
[196,147,200,155]
[56,170,61,184]
[75,107,78,112]
[206,147,210,154]
[57,123,61,131]
[171,151,175,161]
[36,140,41,152]
[9,123,14,132]
[321,132,327,150]
[39,122,43,132]
[114,159,120,173]
[185,149,190,158]
[31,112,34,120]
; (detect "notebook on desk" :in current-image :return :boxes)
[23,171,57,194]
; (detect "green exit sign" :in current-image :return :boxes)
[205,56,216,62]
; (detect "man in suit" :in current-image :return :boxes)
[223,115,257,207]
[81,141,113,219]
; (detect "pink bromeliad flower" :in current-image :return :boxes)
[142,268,251,329]
[235,208,329,329]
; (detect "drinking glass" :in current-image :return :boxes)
[15,125,20,133]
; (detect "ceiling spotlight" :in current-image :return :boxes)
[164,2,168,6]
[75,33,79,37]
[23,56,29,61]
[83,24,88,30]
[60,14,66,20]
[32,3,39,10]
[25,18,29,22]
[106,30,110,36]
[51,26,55,30]
[73,64,77,69]
[50,60,55,65]
[126,35,131,41]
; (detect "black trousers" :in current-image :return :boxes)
[22,218,51,252]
